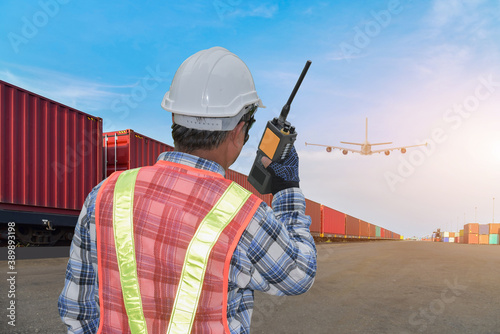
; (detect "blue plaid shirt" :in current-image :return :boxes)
[58,151,317,333]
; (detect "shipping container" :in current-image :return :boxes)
[321,205,345,236]
[380,228,385,238]
[369,224,376,238]
[359,220,370,237]
[225,169,272,206]
[479,234,489,244]
[478,224,489,235]
[376,226,381,238]
[449,237,455,243]
[488,223,500,234]
[443,237,450,242]
[305,199,321,235]
[443,231,450,238]
[104,129,174,177]
[464,234,479,244]
[464,223,479,234]
[345,214,359,237]
[0,80,103,244]
[488,234,499,245]
[459,229,464,237]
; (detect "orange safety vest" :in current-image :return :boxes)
[95,160,261,334]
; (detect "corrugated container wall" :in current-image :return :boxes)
[225,169,272,207]
[464,234,479,244]
[479,224,489,235]
[305,199,321,235]
[104,129,174,177]
[369,224,376,238]
[345,214,360,237]
[479,234,489,244]
[489,223,500,234]
[0,80,103,213]
[322,205,345,235]
[464,223,479,234]
[359,220,370,237]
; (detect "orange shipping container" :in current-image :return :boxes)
[369,224,376,237]
[345,214,359,237]
[359,220,370,237]
[464,223,479,234]
[489,223,500,234]
[305,199,321,235]
[464,234,479,244]
[479,234,489,245]
[321,206,345,235]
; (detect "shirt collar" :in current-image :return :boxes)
[156,151,226,177]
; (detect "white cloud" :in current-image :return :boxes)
[0,64,123,113]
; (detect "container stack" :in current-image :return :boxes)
[489,223,500,245]
[463,223,479,244]
[442,223,500,245]
[479,224,489,245]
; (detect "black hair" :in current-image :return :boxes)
[171,124,230,153]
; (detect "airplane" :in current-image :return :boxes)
[305,118,427,156]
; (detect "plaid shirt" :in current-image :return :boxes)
[58,152,317,334]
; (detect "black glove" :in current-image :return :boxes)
[266,146,300,195]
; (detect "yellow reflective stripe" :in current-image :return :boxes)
[167,182,251,334]
[112,168,148,334]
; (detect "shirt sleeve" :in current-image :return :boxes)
[231,187,317,296]
[58,185,101,334]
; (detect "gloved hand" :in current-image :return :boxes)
[265,146,300,195]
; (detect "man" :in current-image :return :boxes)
[59,46,317,334]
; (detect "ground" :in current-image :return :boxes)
[1,241,499,333]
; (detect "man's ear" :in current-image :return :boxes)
[230,122,246,145]
[231,122,246,138]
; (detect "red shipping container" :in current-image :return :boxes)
[0,80,103,227]
[464,234,479,244]
[321,205,345,235]
[305,199,321,235]
[369,224,376,237]
[464,223,479,234]
[104,129,173,177]
[345,214,359,237]
[381,228,385,238]
[359,220,370,237]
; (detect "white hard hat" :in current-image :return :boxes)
[161,46,265,131]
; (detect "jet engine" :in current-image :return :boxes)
[326,147,332,153]
[342,150,348,155]
[401,148,407,154]
[385,150,390,156]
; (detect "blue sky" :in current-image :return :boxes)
[2,0,499,238]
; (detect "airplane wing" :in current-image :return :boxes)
[371,142,427,154]
[305,142,363,154]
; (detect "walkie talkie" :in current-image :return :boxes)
[248,60,311,194]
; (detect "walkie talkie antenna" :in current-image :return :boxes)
[278,60,312,123]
